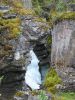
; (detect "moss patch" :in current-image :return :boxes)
[50,92,75,100]
[15,91,25,97]
[43,68,61,94]
[54,12,75,25]
[0,18,21,37]
[46,11,75,28]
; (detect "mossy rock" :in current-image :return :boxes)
[51,12,75,26]
[43,68,61,94]
[55,12,75,23]
[15,91,25,97]
[0,12,3,17]
[0,17,21,37]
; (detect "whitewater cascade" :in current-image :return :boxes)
[25,50,41,90]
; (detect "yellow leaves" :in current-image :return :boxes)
[0,12,3,17]
[52,92,75,100]
[0,18,20,26]
[51,10,58,20]
[7,22,19,28]
[7,0,33,15]
[34,17,46,22]
[19,8,33,15]
[43,68,61,93]
[12,1,23,8]
[48,11,75,28]
[0,18,21,37]
[15,91,25,97]
[10,18,21,23]
[60,12,75,20]
[13,7,33,15]
[12,27,20,36]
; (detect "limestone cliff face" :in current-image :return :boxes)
[51,20,75,91]
[51,20,75,67]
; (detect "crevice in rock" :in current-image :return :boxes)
[33,41,51,82]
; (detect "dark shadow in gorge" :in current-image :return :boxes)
[33,39,52,82]
[0,81,23,100]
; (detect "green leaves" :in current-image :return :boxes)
[56,0,67,12]
[43,68,61,93]
[38,90,48,100]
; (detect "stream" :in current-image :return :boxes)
[25,50,41,90]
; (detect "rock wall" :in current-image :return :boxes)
[51,20,75,91]
[51,20,75,67]
[0,14,50,85]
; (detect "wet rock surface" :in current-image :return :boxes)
[33,42,50,81]
[33,42,50,65]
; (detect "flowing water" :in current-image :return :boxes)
[25,50,41,90]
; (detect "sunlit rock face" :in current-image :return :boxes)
[51,20,75,67]
[51,20,75,91]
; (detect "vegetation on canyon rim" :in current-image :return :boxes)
[0,0,75,37]
[0,18,21,37]
[32,0,75,28]
[0,0,33,38]
[0,0,75,100]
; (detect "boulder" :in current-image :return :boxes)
[0,5,10,13]
[2,14,17,19]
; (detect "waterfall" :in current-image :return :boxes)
[25,50,41,90]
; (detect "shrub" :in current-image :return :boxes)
[56,0,67,12]
[0,18,21,37]
[38,90,48,100]
[43,68,61,93]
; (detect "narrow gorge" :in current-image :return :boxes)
[0,0,75,100]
